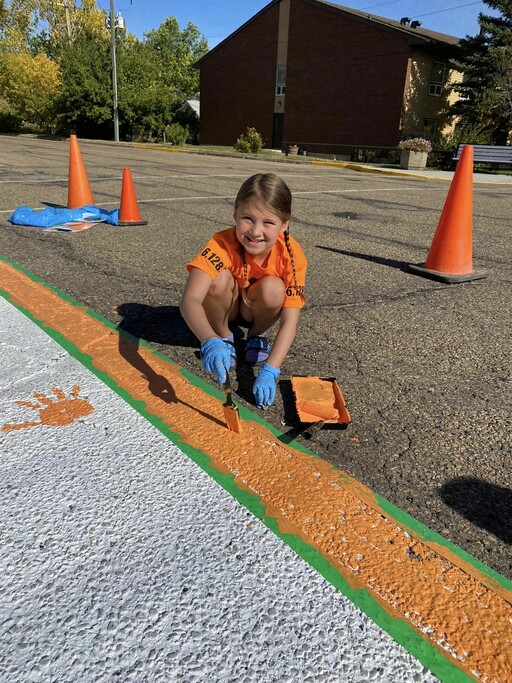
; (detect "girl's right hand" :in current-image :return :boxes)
[201,338,231,383]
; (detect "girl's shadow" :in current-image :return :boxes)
[116,314,224,427]
[116,303,196,347]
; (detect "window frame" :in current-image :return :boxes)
[422,118,438,141]
[429,61,446,97]
[275,66,286,96]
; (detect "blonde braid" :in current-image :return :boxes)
[284,229,307,304]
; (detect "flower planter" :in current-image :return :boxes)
[400,150,428,169]
[288,144,299,155]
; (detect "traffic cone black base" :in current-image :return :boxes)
[408,263,487,284]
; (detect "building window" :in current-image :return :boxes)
[429,61,446,96]
[423,119,438,140]
[275,66,286,96]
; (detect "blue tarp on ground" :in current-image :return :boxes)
[7,205,120,227]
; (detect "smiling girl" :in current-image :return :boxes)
[180,173,307,409]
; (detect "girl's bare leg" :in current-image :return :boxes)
[202,269,239,338]
[240,276,286,334]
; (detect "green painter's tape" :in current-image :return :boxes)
[0,253,505,683]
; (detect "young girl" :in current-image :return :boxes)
[180,173,307,409]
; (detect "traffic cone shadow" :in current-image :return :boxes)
[67,134,95,208]
[408,145,486,283]
[118,168,147,226]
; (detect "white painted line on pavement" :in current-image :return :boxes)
[0,185,445,214]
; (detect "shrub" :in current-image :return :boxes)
[0,109,22,134]
[164,123,188,146]
[234,135,251,153]
[234,126,264,153]
[398,137,432,153]
[436,125,491,152]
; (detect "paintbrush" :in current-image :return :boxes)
[223,367,242,433]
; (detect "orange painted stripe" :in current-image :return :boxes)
[1,259,511,682]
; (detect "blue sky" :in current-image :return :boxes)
[97,1,493,46]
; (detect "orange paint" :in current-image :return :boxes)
[1,261,511,682]
[1,386,94,432]
[291,376,351,424]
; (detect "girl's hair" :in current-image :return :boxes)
[235,173,291,221]
[236,173,306,304]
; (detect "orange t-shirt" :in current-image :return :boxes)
[187,227,307,309]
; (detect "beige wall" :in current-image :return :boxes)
[402,49,462,141]
[274,0,290,113]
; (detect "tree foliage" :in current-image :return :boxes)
[116,18,207,140]
[451,1,512,144]
[0,49,60,131]
[56,30,112,138]
[0,1,208,140]
[0,0,106,52]
[143,18,207,97]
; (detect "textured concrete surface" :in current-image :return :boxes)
[0,296,440,683]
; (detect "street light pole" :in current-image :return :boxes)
[109,0,119,142]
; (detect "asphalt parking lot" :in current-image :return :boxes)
[1,134,510,580]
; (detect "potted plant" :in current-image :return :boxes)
[398,137,432,169]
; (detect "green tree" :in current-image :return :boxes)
[117,18,207,140]
[116,36,177,140]
[143,18,207,97]
[0,3,208,141]
[0,49,60,132]
[450,1,512,144]
[0,49,60,130]
[56,30,113,138]
[0,0,107,53]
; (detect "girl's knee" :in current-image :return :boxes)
[207,270,236,299]
[253,276,286,307]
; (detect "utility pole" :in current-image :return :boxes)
[109,0,120,142]
[64,3,72,43]
[54,1,73,44]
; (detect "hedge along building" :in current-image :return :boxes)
[196,0,462,154]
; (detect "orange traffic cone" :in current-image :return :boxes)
[67,134,95,208]
[118,168,147,226]
[408,145,486,283]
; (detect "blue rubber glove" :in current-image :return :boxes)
[201,338,231,383]
[253,363,281,408]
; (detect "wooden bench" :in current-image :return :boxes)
[452,143,512,168]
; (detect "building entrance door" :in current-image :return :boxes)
[272,114,284,149]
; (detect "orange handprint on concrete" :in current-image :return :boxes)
[1,386,94,432]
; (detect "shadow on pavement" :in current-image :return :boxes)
[439,477,512,544]
[116,303,196,347]
[117,323,225,427]
[316,245,411,272]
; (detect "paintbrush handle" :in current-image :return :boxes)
[222,364,234,406]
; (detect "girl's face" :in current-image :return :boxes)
[234,200,289,261]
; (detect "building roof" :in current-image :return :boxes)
[317,0,460,46]
[181,97,200,117]
[197,0,460,65]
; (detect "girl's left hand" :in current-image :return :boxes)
[253,363,280,408]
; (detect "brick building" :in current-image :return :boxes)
[197,0,461,153]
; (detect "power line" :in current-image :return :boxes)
[359,1,403,9]
[412,2,484,20]
[357,0,484,17]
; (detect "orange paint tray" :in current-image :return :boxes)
[291,376,351,425]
